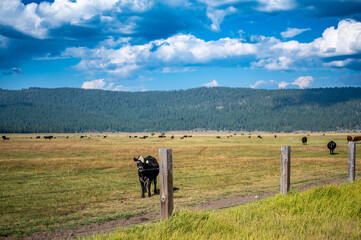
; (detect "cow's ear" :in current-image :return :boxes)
[134,157,138,161]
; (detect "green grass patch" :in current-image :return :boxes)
[87,180,361,240]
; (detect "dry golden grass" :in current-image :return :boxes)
[0,133,360,237]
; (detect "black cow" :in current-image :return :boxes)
[44,136,53,140]
[257,135,262,139]
[302,137,307,145]
[327,141,337,155]
[134,156,159,198]
[36,136,41,139]
[2,136,9,140]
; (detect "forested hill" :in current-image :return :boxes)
[0,87,360,133]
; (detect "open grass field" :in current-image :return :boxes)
[88,180,361,240]
[0,132,360,237]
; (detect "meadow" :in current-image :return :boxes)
[0,133,360,237]
[88,180,361,240]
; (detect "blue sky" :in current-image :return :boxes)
[1,0,361,91]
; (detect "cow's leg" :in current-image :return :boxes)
[140,181,145,198]
[147,180,152,197]
[153,180,157,194]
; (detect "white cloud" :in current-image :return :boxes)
[81,78,143,91]
[281,27,311,38]
[250,80,267,89]
[206,6,237,32]
[256,0,296,12]
[64,34,256,78]
[252,19,361,70]
[278,81,289,89]
[203,80,219,87]
[276,76,314,89]
[0,0,150,38]
[64,19,361,79]
[81,78,107,89]
[251,56,293,70]
[251,77,313,89]
[292,75,313,89]
[250,79,277,89]
[153,34,256,63]
[197,0,296,12]
[311,19,361,57]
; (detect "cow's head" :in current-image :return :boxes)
[134,156,149,170]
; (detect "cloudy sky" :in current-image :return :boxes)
[1,0,361,91]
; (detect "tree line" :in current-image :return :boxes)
[0,87,360,133]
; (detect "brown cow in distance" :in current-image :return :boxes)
[354,136,361,142]
[347,136,353,141]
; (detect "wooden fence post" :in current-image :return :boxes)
[348,142,356,182]
[159,148,173,220]
[281,146,291,194]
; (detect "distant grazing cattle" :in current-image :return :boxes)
[302,137,307,145]
[171,135,174,139]
[140,136,148,139]
[129,136,132,138]
[216,136,221,139]
[274,135,277,138]
[2,136,9,140]
[158,135,166,138]
[248,136,251,138]
[36,136,41,139]
[44,136,53,140]
[354,136,361,142]
[103,136,107,138]
[327,141,337,155]
[134,156,159,198]
[183,135,188,138]
[347,136,353,141]
[257,135,262,139]
[180,137,184,139]
[188,135,192,138]
[66,136,69,139]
